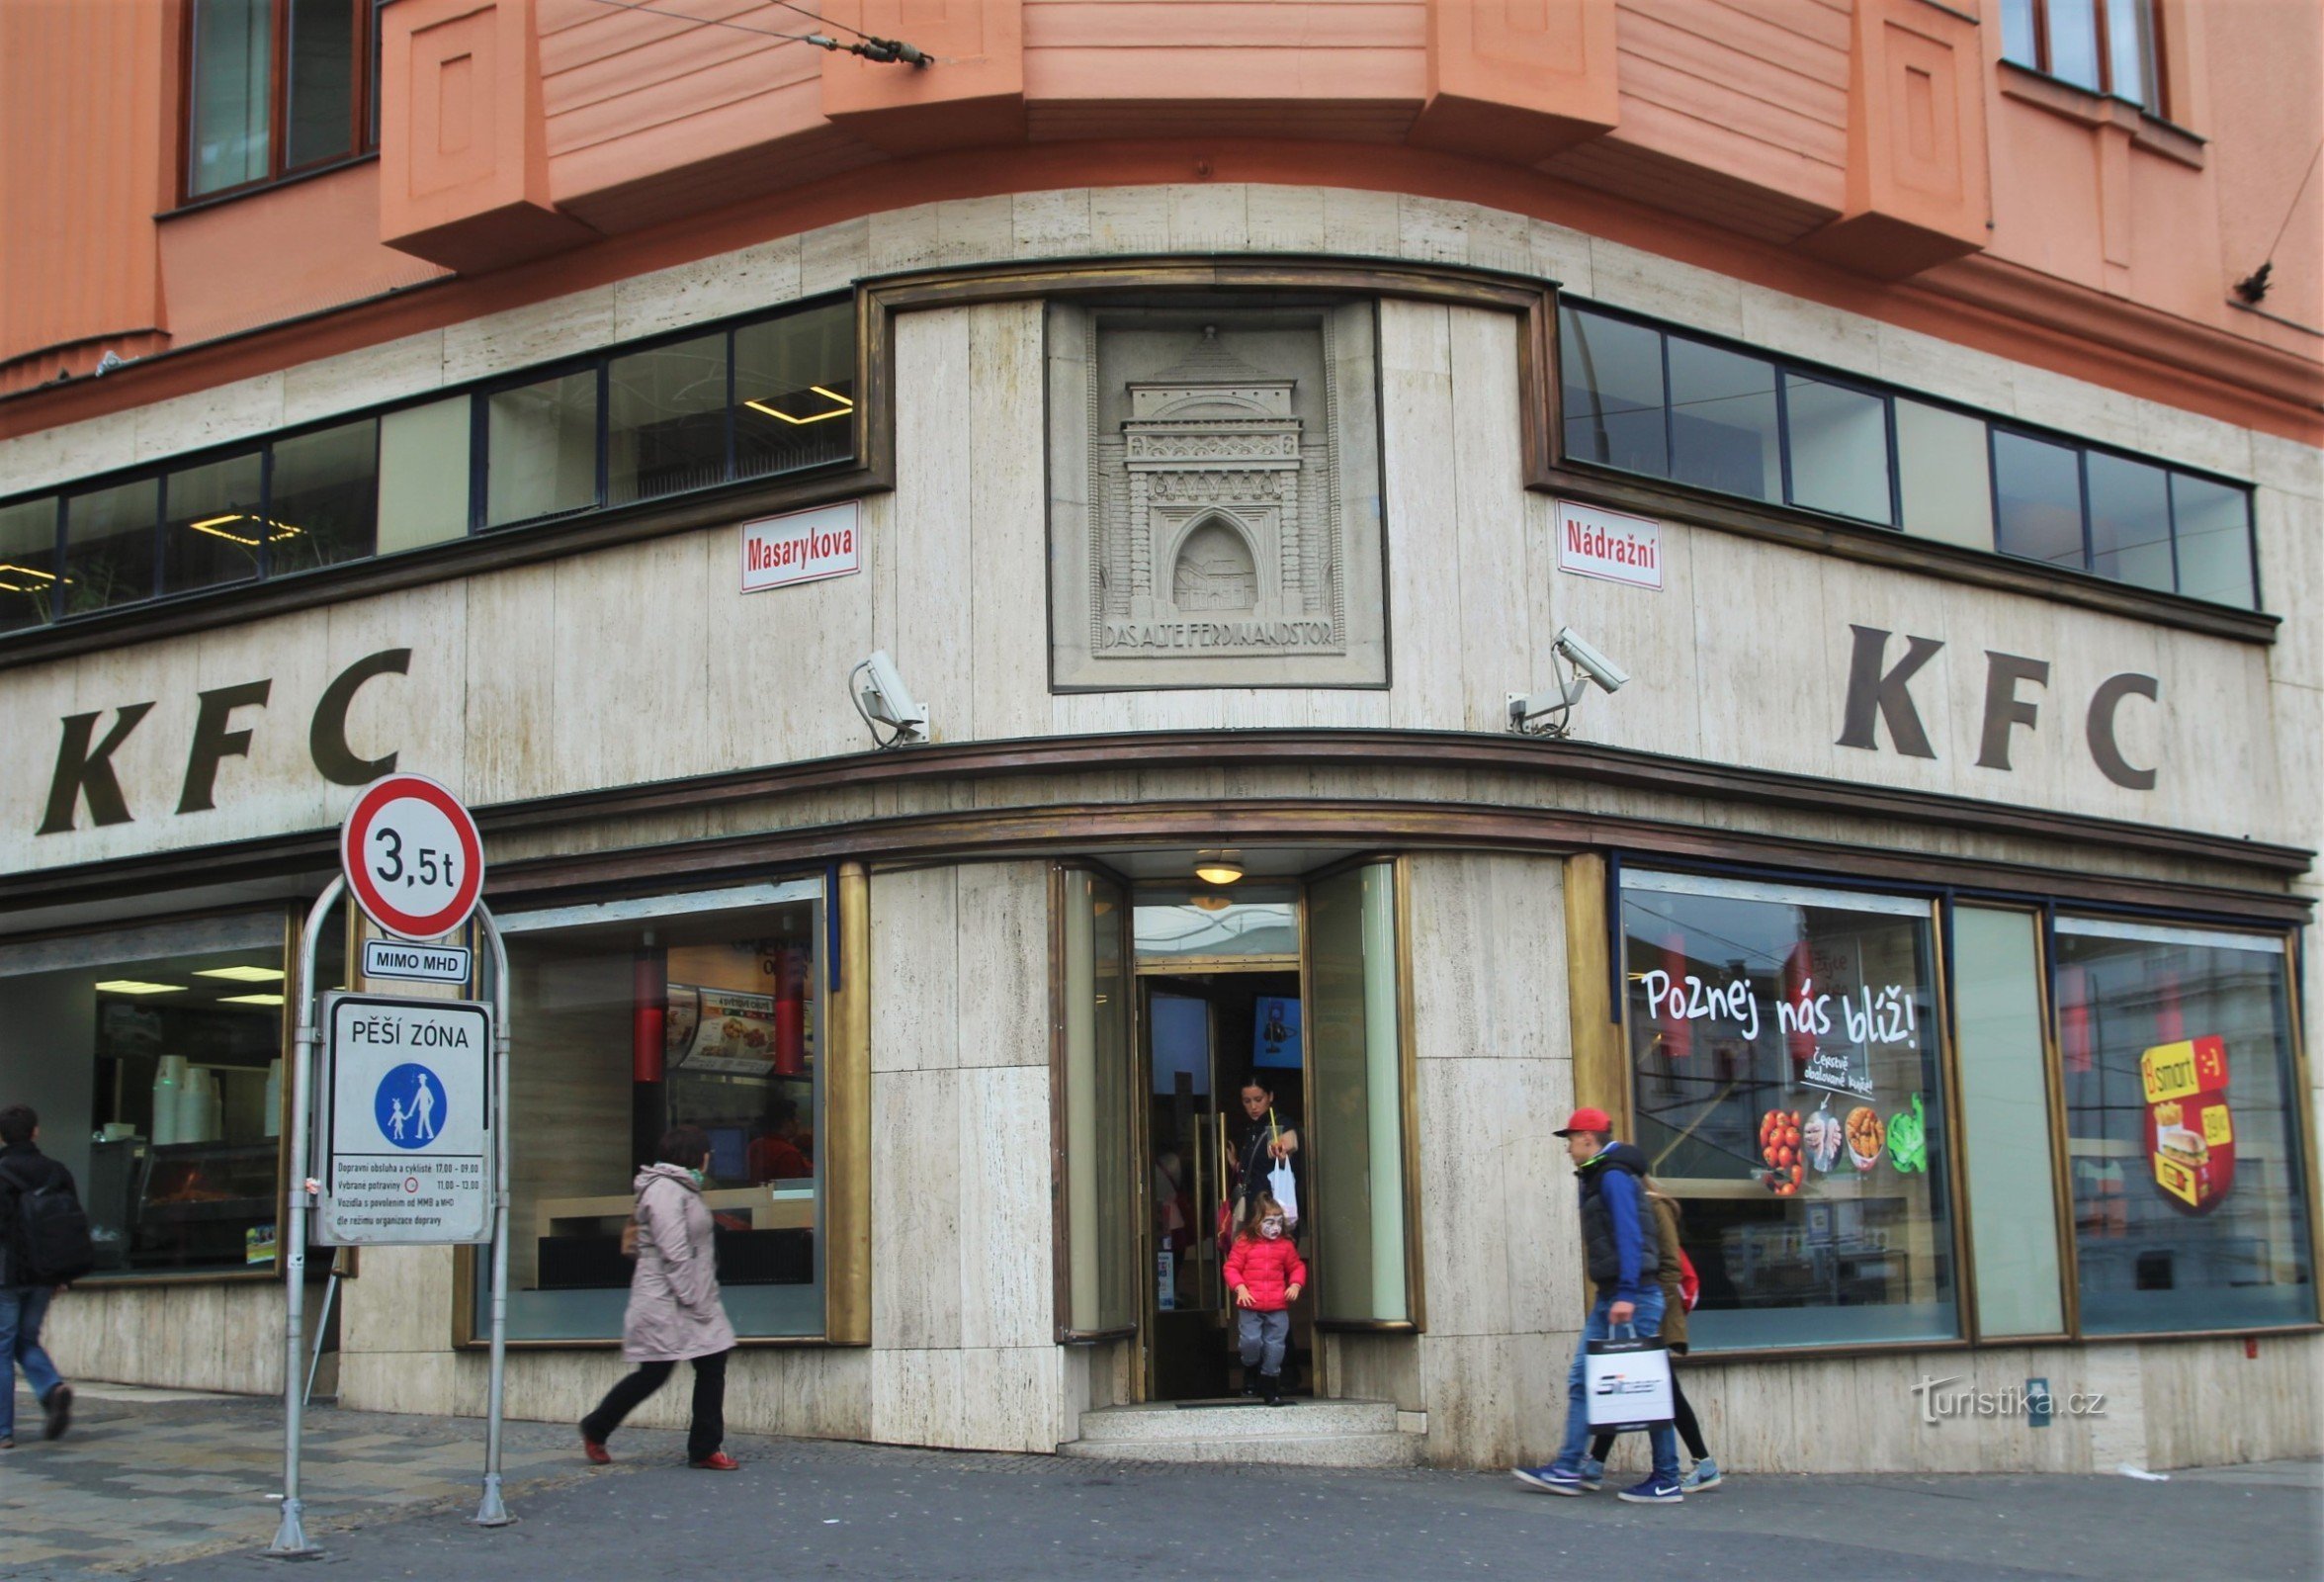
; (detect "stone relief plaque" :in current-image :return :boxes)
[1047,304,1387,689]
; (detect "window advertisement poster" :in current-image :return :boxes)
[666,985,779,1076]
[2142,1034,2234,1213]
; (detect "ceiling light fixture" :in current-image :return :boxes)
[94,979,186,995]
[187,513,302,547]
[1192,850,1244,886]
[218,992,287,1007]
[743,386,854,426]
[196,965,287,983]
[0,562,63,592]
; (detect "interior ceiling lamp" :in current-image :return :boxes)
[0,563,64,592]
[196,965,287,983]
[219,993,287,1007]
[1507,626,1629,739]
[188,513,302,546]
[743,387,854,426]
[93,979,186,995]
[1193,850,1245,886]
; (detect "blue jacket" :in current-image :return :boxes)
[1576,1141,1654,1304]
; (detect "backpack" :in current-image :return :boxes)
[2,1158,95,1284]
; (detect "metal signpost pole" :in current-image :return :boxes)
[268,876,343,1559]
[473,906,515,1526]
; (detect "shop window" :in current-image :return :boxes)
[732,303,858,483]
[2054,918,2313,1334]
[2003,0,2161,109]
[484,372,600,530]
[609,336,730,506]
[0,913,296,1277]
[1894,398,1993,550]
[0,496,61,632]
[1305,861,1414,1326]
[1058,867,1138,1336]
[1558,305,1668,477]
[2085,452,2175,593]
[186,0,379,201]
[377,399,471,554]
[2168,474,2257,610]
[63,479,160,614]
[162,453,267,597]
[1951,906,2068,1338]
[267,418,380,574]
[1784,374,1892,526]
[1134,886,1301,963]
[1993,430,2088,570]
[1621,871,1958,1351]
[487,883,826,1342]
[1668,339,1779,502]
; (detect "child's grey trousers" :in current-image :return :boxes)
[1238,1307,1290,1373]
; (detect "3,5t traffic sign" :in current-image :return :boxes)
[340,773,484,940]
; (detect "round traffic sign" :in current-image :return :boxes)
[339,774,484,940]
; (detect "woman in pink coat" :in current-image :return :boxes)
[579,1124,739,1469]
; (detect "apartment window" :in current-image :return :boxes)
[187,0,378,200]
[2002,0,2162,110]
[1555,301,2261,609]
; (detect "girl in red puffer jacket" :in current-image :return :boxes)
[1224,1194,1307,1406]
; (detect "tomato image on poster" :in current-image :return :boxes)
[2140,1035,2234,1214]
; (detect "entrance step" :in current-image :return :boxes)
[1063,1398,1420,1467]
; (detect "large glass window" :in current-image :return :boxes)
[377,398,473,554]
[609,336,729,505]
[488,884,824,1341]
[187,0,378,200]
[162,453,267,597]
[1622,871,1956,1351]
[1952,906,2067,1338]
[2055,919,2313,1334]
[0,913,292,1276]
[1306,861,1413,1325]
[485,372,600,529]
[267,417,380,574]
[64,479,159,614]
[1060,868,1137,1336]
[734,302,857,483]
[1554,300,2260,609]
[0,497,61,632]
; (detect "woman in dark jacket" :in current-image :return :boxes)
[579,1124,739,1470]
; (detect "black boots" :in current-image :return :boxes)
[1260,1371,1284,1406]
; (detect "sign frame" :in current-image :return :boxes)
[339,773,486,941]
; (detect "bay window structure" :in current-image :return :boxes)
[1557,301,2257,608]
[186,0,380,201]
[0,297,857,636]
[0,913,302,1277]
[484,883,828,1342]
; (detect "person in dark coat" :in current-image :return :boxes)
[1583,1183,1721,1491]
[0,1104,76,1449]
[1510,1107,1683,1504]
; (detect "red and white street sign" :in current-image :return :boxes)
[339,774,484,941]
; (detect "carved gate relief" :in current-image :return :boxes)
[1047,304,1387,689]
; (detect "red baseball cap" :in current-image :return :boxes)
[1553,1106,1613,1137]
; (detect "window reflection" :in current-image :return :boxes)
[163,453,267,596]
[0,497,60,632]
[270,419,381,574]
[734,303,856,482]
[609,335,729,505]
[486,373,599,528]
[64,479,159,614]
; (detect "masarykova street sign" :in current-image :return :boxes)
[314,992,493,1247]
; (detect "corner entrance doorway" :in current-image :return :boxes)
[1142,965,1306,1401]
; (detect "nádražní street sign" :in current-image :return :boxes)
[316,993,492,1246]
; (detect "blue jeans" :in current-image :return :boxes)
[1,1285,63,1442]
[1552,1289,1678,1485]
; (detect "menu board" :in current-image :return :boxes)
[665,984,780,1076]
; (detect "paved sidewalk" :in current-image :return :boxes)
[4,1385,2319,1582]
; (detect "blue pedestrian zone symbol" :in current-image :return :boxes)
[375,1063,447,1150]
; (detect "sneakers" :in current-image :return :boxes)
[579,1431,612,1465]
[42,1384,72,1442]
[1615,1475,1684,1504]
[1510,1464,1587,1496]
[690,1451,740,1471]
[1680,1456,1722,1491]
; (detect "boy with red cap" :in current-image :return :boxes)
[1510,1106,1683,1504]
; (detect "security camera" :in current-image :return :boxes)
[1507,627,1629,739]
[850,651,929,747]
[1552,627,1627,693]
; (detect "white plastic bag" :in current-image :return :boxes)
[1267,1156,1299,1226]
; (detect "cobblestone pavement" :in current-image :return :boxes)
[4,1385,2319,1582]
[2,1384,610,1578]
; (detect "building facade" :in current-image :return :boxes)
[0,0,2317,1473]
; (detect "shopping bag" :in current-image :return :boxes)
[1267,1156,1299,1225]
[1584,1330,1674,1433]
